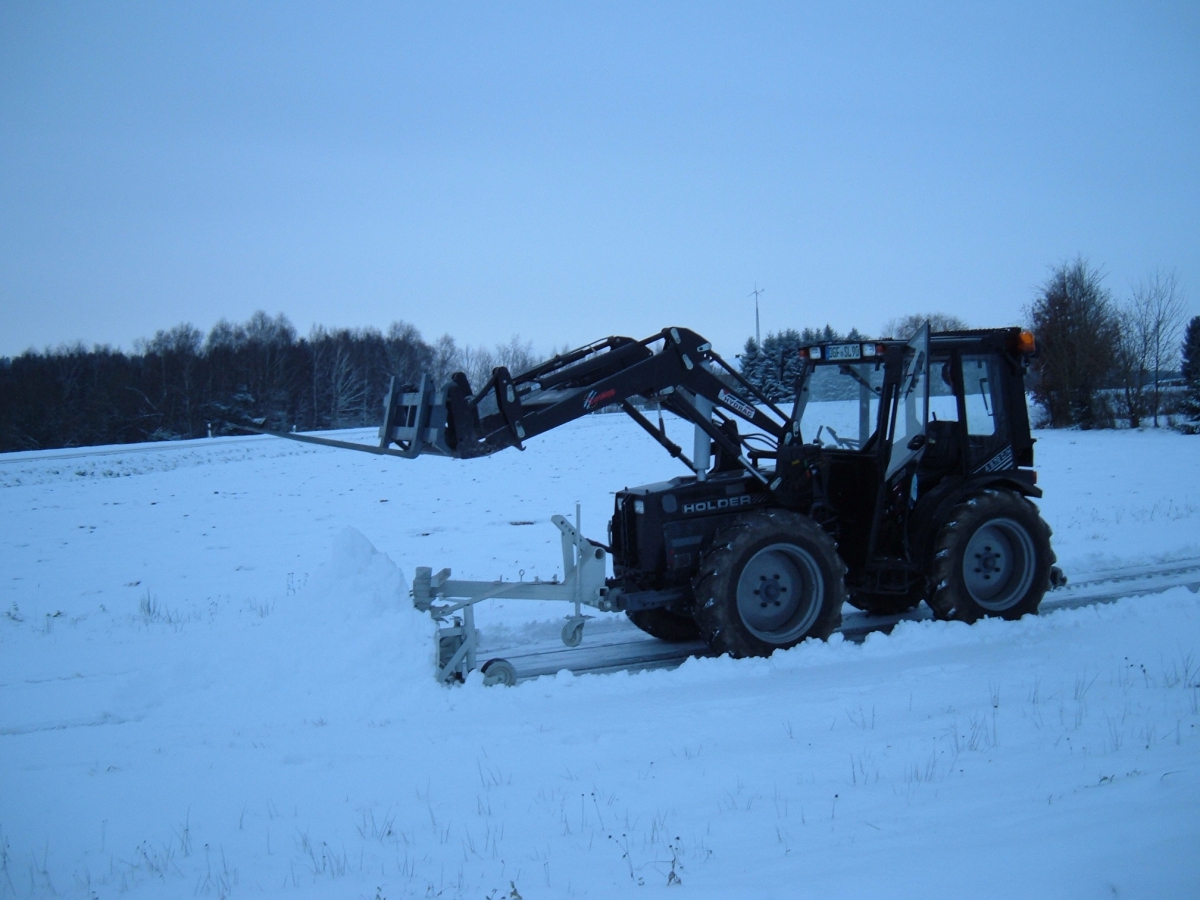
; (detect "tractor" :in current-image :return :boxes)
[256,324,1061,678]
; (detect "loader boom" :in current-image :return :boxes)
[378,327,791,484]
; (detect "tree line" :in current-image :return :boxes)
[1028,260,1197,430]
[0,313,538,452]
[3,268,1196,453]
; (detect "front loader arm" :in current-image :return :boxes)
[385,326,788,462]
[249,327,794,486]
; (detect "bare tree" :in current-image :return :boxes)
[243,312,298,421]
[458,344,496,390]
[1113,303,1152,427]
[433,334,538,391]
[430,334,461,385]
[138,323,204,437]
[328,341,368,428]
[308,326,370,428]
[384,321,433,386]
[494,335,537,375]
[204,318,247,354]
[879,312,968,339]
[1131,270,1187,426]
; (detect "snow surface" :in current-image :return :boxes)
[1,417,1199,898]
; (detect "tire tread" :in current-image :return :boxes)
[694,511,846,657]
[928,489,1055,622]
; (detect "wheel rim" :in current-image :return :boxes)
[962,517,1036,611]
[482,659,517,686]
[735,542,824,643]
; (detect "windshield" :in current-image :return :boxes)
[796,361,885,449]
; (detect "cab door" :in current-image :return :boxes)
[885,323,931,480]
[961,351,1013,472]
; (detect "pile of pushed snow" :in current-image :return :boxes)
[88,526,450,741]
[267,527,438,704]
[315,526,414,620]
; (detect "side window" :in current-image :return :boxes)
[889,363,926,453]
[929,355,959,423]
[962,355,997,436]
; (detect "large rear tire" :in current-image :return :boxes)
[626,608,701,643]
[694,511,845,658]
[927,488,1055,623]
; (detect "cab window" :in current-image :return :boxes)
[961,353,1009,469]
[962,354,997,436]
[929,355,959,423]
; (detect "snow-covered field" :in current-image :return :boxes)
[1,417,1199,899]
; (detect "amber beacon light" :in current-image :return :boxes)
[1013,330,1036,355]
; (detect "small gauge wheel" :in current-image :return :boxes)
[561,619,585,648]
[481,658,517,687]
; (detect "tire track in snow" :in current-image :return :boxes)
[479,557,1200,681]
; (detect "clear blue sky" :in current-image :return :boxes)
[2,1,1198,359]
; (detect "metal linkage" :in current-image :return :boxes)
[381,327,789,471]
[411,507,609,684]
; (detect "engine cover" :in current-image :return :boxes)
[609,471,775,592]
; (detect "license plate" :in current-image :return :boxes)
[827,343,862,361]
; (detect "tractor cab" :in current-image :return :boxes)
[792,326,1039,603]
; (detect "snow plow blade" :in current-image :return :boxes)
[412,511,613,684]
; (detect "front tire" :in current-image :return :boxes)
[694,511,845,658]
[927,489,1055,623]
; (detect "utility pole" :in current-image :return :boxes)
[748,282,764,345]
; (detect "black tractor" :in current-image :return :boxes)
[260,323,1060,659]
